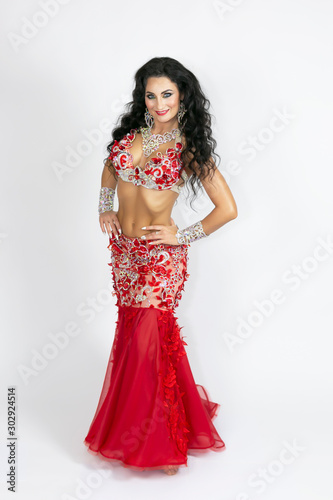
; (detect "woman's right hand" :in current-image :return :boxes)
[99,210,122,239]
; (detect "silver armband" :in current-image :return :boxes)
[175,221,207,245]
[98,187,115,214]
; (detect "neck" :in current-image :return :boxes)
[150,119,179,135]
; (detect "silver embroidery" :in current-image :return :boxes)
[98,187,115,214]
[175,221,207,245]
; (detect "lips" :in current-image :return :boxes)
[155,110,169,116]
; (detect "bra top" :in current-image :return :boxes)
[108,127,188,193]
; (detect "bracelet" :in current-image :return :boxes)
[98,187,115,214]
[175,220,207,245]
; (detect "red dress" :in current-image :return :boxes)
[84,128,226,471]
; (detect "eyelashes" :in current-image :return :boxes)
[147,93,173,99]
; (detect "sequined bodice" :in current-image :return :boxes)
[108,128,188,192]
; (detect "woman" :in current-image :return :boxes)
[84,57,238,475]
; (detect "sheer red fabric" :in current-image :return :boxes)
[84,233,226,471]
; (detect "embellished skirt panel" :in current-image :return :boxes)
[107,232,189,311]
[84,233,225,471]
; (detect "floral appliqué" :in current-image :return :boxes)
[108,128,185,191]
[108,233,190,311]
[158,309,190,456]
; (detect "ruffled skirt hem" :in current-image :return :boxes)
[84,306,226,471]
[84,387,226,472]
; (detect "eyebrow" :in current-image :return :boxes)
[145,89,174,94]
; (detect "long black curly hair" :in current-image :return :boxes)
[105,56,220,205]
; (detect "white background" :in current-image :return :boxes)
[1,0,333,499]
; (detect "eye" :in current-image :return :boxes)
[146,93,173,99]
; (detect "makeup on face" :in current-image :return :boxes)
[145,77,181,126]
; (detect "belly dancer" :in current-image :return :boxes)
[84,56,238,475]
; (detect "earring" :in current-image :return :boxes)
[177,101,187,122]
[144,107,154,129]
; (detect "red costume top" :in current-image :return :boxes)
[107,127,189,193]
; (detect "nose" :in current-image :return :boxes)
[155,97,166,109]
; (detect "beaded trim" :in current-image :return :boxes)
[108,233,190,311]
[108,128,186,192]
[175,221,207,245]
[98,187,115,214]
[141,126,181,158]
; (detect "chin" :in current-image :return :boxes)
[155,112,177,123]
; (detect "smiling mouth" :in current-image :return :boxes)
[155,110,169,115]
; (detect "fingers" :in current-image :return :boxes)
[141,230,178,246]
[106,218,119,237]
[141,230,160,241]
[146,240,163,246]
[140,224,178,245]
[105,220,114,237]
[99,213,122,239]
[146,237,178,246]
[113,220,122,236]
[140,225,161,241]
[141,225,164,232]
[145,232,164,245]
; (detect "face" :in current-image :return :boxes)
[145,76,183,129]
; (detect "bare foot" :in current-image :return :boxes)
[163,465,179,475]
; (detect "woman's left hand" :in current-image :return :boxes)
[140,217,179,246]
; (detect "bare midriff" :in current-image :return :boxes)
[116,179,180,238]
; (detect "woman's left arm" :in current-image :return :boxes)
[171,165,237,245]
[199,166,238,236]
[141,163,237,246]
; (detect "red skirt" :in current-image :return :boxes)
[84,232,226,471]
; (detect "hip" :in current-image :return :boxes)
[107,232,190,310]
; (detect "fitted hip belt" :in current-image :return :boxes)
[107,232,190,311]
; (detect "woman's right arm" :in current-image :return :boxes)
[99,160,122,238]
